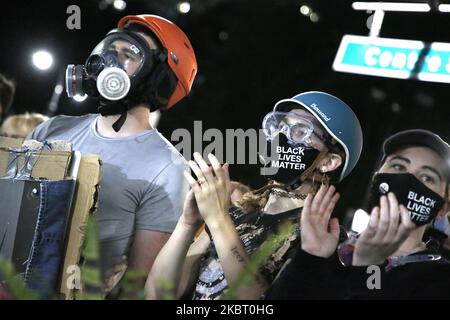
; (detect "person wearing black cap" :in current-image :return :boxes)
[382,130,450,259]
[266,129,450,299]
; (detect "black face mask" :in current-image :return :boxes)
[369,173,445,226]
[261,133,320,185]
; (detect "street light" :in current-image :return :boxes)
[178,2,191,14]
[32,50,53,70]
[113,0,127,11]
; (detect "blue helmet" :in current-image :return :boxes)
[273,91,363,181]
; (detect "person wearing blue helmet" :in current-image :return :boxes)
[145,91,363,300]
[270,91,362,182]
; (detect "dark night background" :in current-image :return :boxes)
[1,0,449,225]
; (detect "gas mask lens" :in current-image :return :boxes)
[85,54,104,76]
[88,34,145,77]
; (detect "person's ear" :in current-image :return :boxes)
[317,153,342,173]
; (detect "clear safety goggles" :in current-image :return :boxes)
[262,111,330,146]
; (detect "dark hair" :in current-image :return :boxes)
[0,74,16,116]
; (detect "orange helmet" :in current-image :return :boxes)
[118,14,198,109]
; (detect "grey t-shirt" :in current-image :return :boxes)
[28,114,189,276]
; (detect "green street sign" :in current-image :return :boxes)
[333,35,450,83]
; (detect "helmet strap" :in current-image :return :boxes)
[147,58,177,109]
[98,99,129,132]
[112,111,128,132]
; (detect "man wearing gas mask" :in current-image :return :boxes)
[28,15,197,293]
[146,91,363,300]
[266,129,450,299]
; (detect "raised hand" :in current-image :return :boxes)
[301,185,341,258]
[183,152,231,227]
[180,189,203,228]
[352,192,416,266]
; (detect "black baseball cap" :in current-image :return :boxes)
[382,129,450,181]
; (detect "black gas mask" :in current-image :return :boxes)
[65,28,167,131]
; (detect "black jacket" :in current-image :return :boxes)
[265,248,450,300]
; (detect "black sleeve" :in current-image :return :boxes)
[346,261,450,299]
[418,278,450,299]
[343,263,387,299]
[265,248,343,299]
